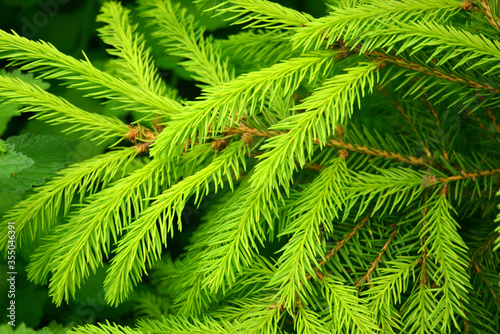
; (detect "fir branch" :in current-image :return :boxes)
[104,141,247,305]
[97,1,169,97]
[292,0,463,51]
[46,158,174,306]
[150,50,340,160]
[270,157,349,310]
[0,76,128,142]
[0,29,181,116]
[418,192,472,332]
[363,256,419,333]
[138,0,232,87]
[0,148,137,253]
[356,226,399,286]
[204,0,314,29]
[321,276,378,333]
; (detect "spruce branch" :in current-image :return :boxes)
[486,106,500,134]
[0,0,497,332]
[270,157,349,310]
[225,124,427,165]
[367,50,500,94]
[401,277,437,334]
[233,300,282,334]
[0,76,128,142]
[362,22,500,76]
[218,30,295,70]
[356,226,399,286]
[472,261,500,308]
[321,276,379,333]
[150,50,340,160]
[97,1,170,97]
[138,0,233,87]
[294,307,328,334]
[292,0,463,51]
[46,157,174,306]
[203,0,314,29]
[104,141,247,305]
[439,168,500,183]
[306,215,369,281]
[137,314,233,334]
[378,88,433,159]
[0,148,137,253]
[199,183,276,294]
[472,0,500,33]
[249,61,380,200]
[363,256,419,332]
[0,29,181,116]
[346,168,425,218]
[418,192,472,332]
[69,321,143,334]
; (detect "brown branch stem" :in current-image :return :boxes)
[305,215,370,281]
[355,226,399,287]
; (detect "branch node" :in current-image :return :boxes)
[211,138,230,152]
[241,132,254,146]
[338,149,349,160]
[462,1,473,11]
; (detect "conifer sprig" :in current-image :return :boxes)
[47,158,173,306]
[293,0,463,50]
[139,0,232,86]
[97,2,168,97]
[418,191,472,332]
[150,50,340,160]
[0,76,128,142]
[270,158,348,310]
[203,0,314,29]
[0,29,181,116]
[105,141,247,305]
[0,148,137,251]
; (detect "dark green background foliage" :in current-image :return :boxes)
[0,0,499,333]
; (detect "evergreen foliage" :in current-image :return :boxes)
[0,0,499,332]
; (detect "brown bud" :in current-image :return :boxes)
[241,132,254,146]
[462,1,473,11]
[338,149,349,160]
